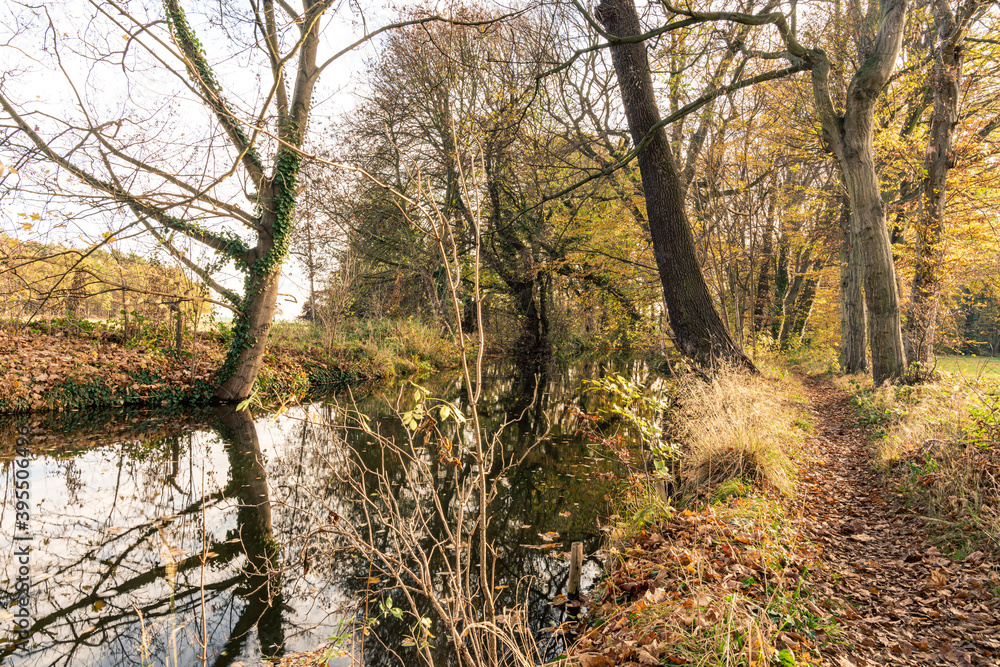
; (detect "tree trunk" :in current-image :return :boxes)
[65,270,87,318]
[906,0,973,367]
[809,0,909,384]
[597,0,755,372]
[839,201,868,373]
[841,119,907,384]
[173,304,183,351]
[771,236,789,339]
[514,279,544,356]
[752,216,774,336]
[790,271,821,341]
[215,268,282,401]
[778,249,814,349]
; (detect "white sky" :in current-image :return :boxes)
[0,0,451,320]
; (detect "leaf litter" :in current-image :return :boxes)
[566,376,999,667]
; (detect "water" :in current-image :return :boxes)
[0,356,659,666]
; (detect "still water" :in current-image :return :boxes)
[1,356,658,666]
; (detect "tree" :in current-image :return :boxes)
[906,0,987,367]
[595,0,756,371]
[0,1,479,400]
[311,10,664,352]
[656,0,913,383]
[0,0,339,399]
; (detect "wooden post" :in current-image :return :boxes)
[568,542,584,598]
[653,479,670,503]
[173,304,183,351]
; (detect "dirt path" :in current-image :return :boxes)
[796,376,1000,667]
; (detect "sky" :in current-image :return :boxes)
[0,0,444,320]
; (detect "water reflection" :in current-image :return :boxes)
[0,357,658,666]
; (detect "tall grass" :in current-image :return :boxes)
[847,378,1000,555]
[670,369,803,497]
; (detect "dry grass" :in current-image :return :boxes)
[844,377,1000,555]
[670,369,805,497]
[573,369,829,666]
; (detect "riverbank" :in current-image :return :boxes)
[569,367,1000,667]
[568,367,824,666]
[0,317,461,413]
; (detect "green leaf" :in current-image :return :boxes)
[777,648,797,666]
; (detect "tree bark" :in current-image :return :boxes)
[751,210,774,337]
[812,0,909,383]
[596,0,755,372]
[790,268,822,343]
[905,0,978,367]
[215,268,282,401]
[839,200,868,373]
[778,249,818,349]
[772,234,789,339]
[212,0,326,400]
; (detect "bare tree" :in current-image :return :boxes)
[0,1,494,400]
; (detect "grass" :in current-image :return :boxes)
[778,344,841,377]
[669,368,808,497]
[270,318,462,375]
[932,354,1000,380]
[844,376,1000,557]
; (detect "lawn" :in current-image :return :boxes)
[934,354,1000,380]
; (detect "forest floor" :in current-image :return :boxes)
[568,373,1000,667]
[788,375,1000,666]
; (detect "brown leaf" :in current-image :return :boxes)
[577,654,614,667]
[927,568,948,589]
[636,648,659,665]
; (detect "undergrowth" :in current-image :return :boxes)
[843,375,1000,557]
[572,368,824,666]
[669,369,805,497]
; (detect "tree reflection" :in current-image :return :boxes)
[0,407,291,666]
[214,405,285,663]
[1,358,646,666]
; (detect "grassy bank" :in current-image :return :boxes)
[0,316,460,413]
[571,367,830,666]
[844,374,1000,557]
